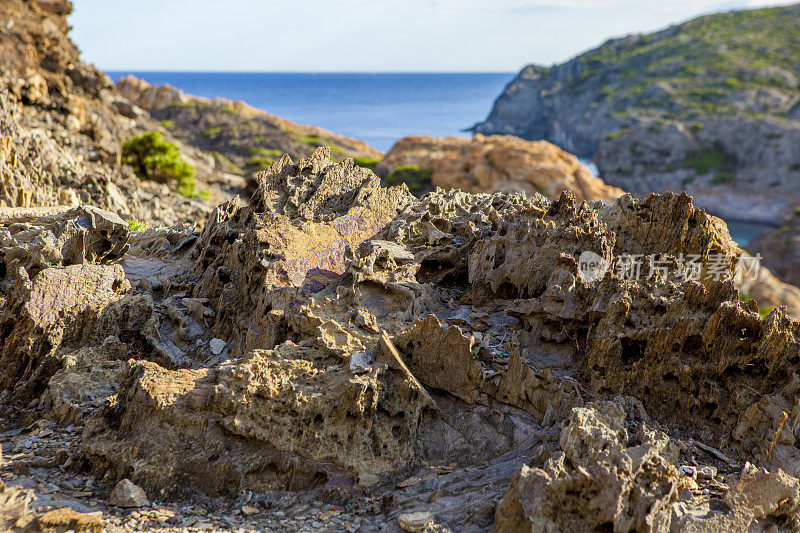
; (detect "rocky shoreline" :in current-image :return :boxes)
[3,1,800,532]
[376,134,623,202]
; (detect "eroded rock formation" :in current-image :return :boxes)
[3,148,800,531]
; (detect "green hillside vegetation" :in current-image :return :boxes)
[538,5,800,122]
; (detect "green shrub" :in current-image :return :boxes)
[606,130,623,141]
[121,132,197,197]
[711,171,734,184]
[683,145,728,174]
[689,121,704,133]
[203,127,223,137]
[160,119,176,129]
[724,77,742,90]
[176,180,197,198]
[353,157,379,171]
[249,147,283,158]
[126,220,148,233]
[384,166,433,195]
[220,107,238,114]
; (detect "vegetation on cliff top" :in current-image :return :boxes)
[521,4,800,123]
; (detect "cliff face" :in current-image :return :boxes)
[749,217,800,287]
[474,4,800,223]
[0,0,226,225]
[377,134,623,202]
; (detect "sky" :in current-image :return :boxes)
[68,0,798,72]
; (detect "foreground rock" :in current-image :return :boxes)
[378,134,623,201]
[108,479,149,508]
[2,148,800,531]
[495,399,800,531]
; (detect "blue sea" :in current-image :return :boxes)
[108,72,514,153]
[107,71,771,245]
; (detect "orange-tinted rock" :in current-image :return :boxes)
[378,134,623,202]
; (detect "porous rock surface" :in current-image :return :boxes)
[3,149,800,531]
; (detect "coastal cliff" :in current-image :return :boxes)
[116,75,383,179]
[474,4,800,224]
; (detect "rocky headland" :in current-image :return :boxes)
[116,75,383,184]
[473,4,800,225]
[376,134,623,202]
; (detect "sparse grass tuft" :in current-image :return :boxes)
[249,147,283,158]
[297,134,324,146]
[384,166,433,195]
[353,156,380,171]
[247,156,274,169]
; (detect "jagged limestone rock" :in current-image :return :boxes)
[2,149,800,531]
[496,399,800,532]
